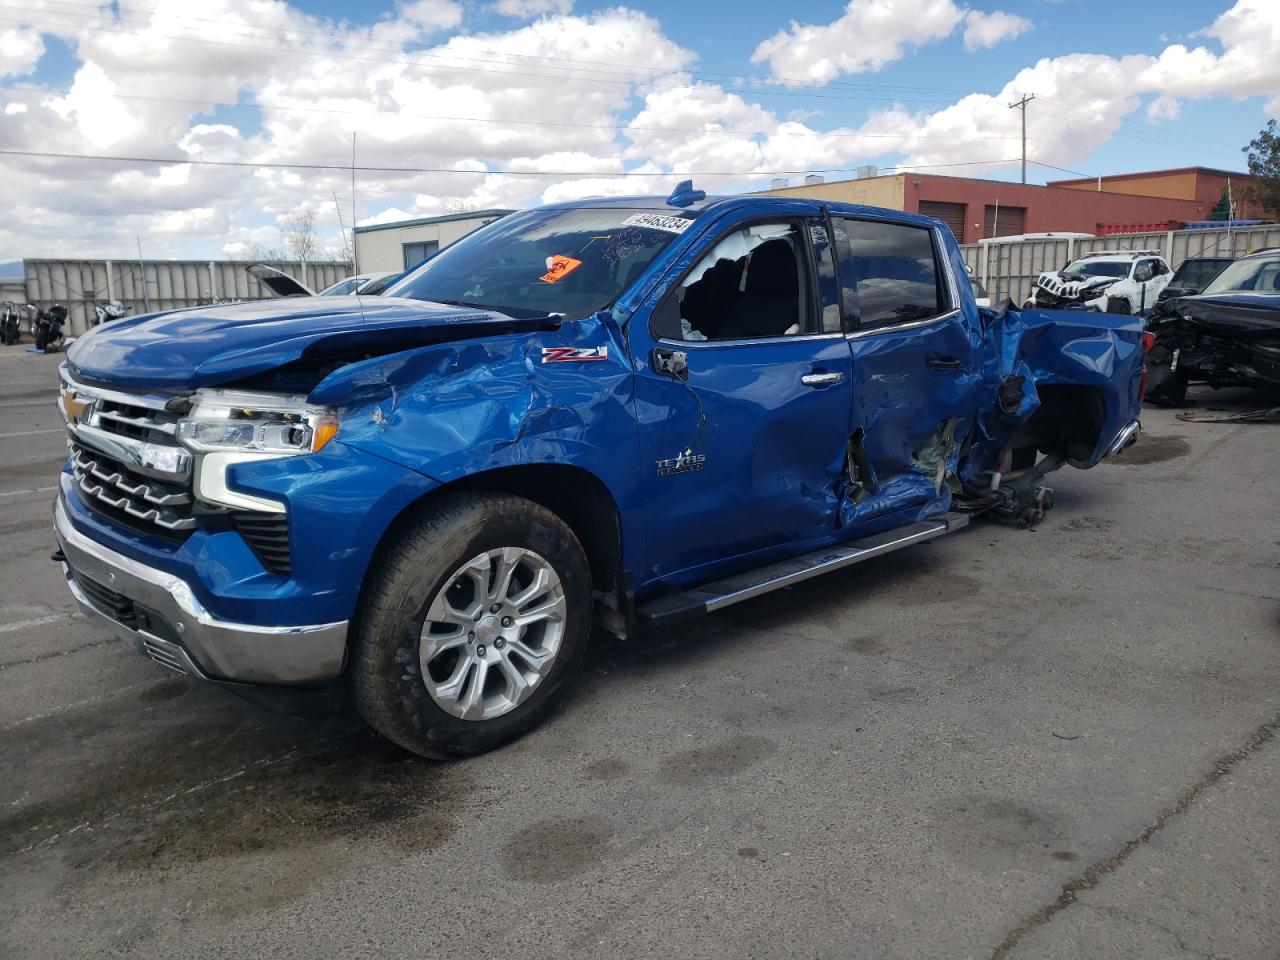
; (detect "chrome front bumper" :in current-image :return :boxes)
[54,496,348,684]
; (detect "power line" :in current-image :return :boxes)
[0,147,1021,178]
[0,11,960,107]
[0,83,1027,144]
[0,0,978,99]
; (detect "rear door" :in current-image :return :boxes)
[831,214,983,520]
[630,211,853,587]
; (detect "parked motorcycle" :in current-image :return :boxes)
[34,304,68,352]
[92,300,130,327]
[1,302,22,345]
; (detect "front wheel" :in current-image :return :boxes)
[1106,296,1132,315]
[350,492,592,759]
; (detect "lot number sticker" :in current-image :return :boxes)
[622,213,694,234]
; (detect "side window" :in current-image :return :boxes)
[668,221,812,341]
[1153,259,1170,276]
[834,218,947,327]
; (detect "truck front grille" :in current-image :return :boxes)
[69,440,197,537]
[60,369,293,575]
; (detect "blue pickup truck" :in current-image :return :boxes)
[52,183,1148,758]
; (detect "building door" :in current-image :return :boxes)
[919,201,968,243]
[983,205,1026,238]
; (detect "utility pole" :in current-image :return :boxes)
[1009,93,1034,184]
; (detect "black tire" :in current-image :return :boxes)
[349,491,592,759]
[1145,361,1188,406]
[1106,297,1132,315]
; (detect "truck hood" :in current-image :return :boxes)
[67,295,560,390]
[1173,292,1280,340]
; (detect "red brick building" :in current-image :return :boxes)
[1047,166,1262,222]
[757,166,1259,244]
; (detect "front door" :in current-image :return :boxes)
[631,214,853,588]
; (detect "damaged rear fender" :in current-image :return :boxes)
[962,306,1144,476]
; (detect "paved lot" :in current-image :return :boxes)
[1,342,1276,960]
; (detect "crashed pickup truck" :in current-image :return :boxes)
[1146,248,1280,405]
[52,184,1148,758]
[1026,250,1172,314]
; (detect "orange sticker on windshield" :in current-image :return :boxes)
[540,255,583,284]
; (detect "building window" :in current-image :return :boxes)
[983,205,1026,238]
[402,240,439,270]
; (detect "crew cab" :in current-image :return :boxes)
[52,184,1148,758]
[1026,250,1172,314]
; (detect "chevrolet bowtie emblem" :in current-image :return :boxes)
[62,392,92,424]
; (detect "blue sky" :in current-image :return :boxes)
[0,0,1275,259]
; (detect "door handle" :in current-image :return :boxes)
[652,347,688,380]
[801,371,845,387]
[926,356,964,370]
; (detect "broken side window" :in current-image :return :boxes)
[671,221,813,341]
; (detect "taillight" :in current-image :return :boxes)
[1138,330,1156,402]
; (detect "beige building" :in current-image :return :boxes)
[354,209,513,273]
[756,174,907,210]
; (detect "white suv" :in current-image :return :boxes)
[1026,250,1173,314]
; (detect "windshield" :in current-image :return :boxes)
[1171,258,1232,290]
[1201,255,1280,295]
[1061,259,1130,279]
[385,207,695,319]
[319,277,362,296]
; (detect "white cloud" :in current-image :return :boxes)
[751,0,1031,87]
[962,10,1033,51]
[493,0,573,19]
[842,0,1280,177]
[0,0,1277,261]
[0,26,44,79]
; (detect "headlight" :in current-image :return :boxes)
[178,390,340,515]
[178,390,339,455]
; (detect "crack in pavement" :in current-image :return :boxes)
[990,712,1280,959]
[0,633,116,670]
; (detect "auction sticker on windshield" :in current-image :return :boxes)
[622,213,693,234]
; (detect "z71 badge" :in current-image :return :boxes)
[541,346,608,363]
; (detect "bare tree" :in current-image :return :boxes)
[283,209,318,263]
[245,242,287,262]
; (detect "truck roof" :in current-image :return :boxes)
[537,192,948,233]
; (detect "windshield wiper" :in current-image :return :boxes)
[430,298,496,311]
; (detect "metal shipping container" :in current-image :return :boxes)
[18,258,352,337]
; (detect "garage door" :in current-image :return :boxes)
[983,205,1026,239]
[918,201,967,242]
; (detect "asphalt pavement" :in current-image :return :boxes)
[1,342,1276,959]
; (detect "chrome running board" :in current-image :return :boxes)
[637,513,969,626]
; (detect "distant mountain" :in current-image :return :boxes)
[0,261,23,280]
